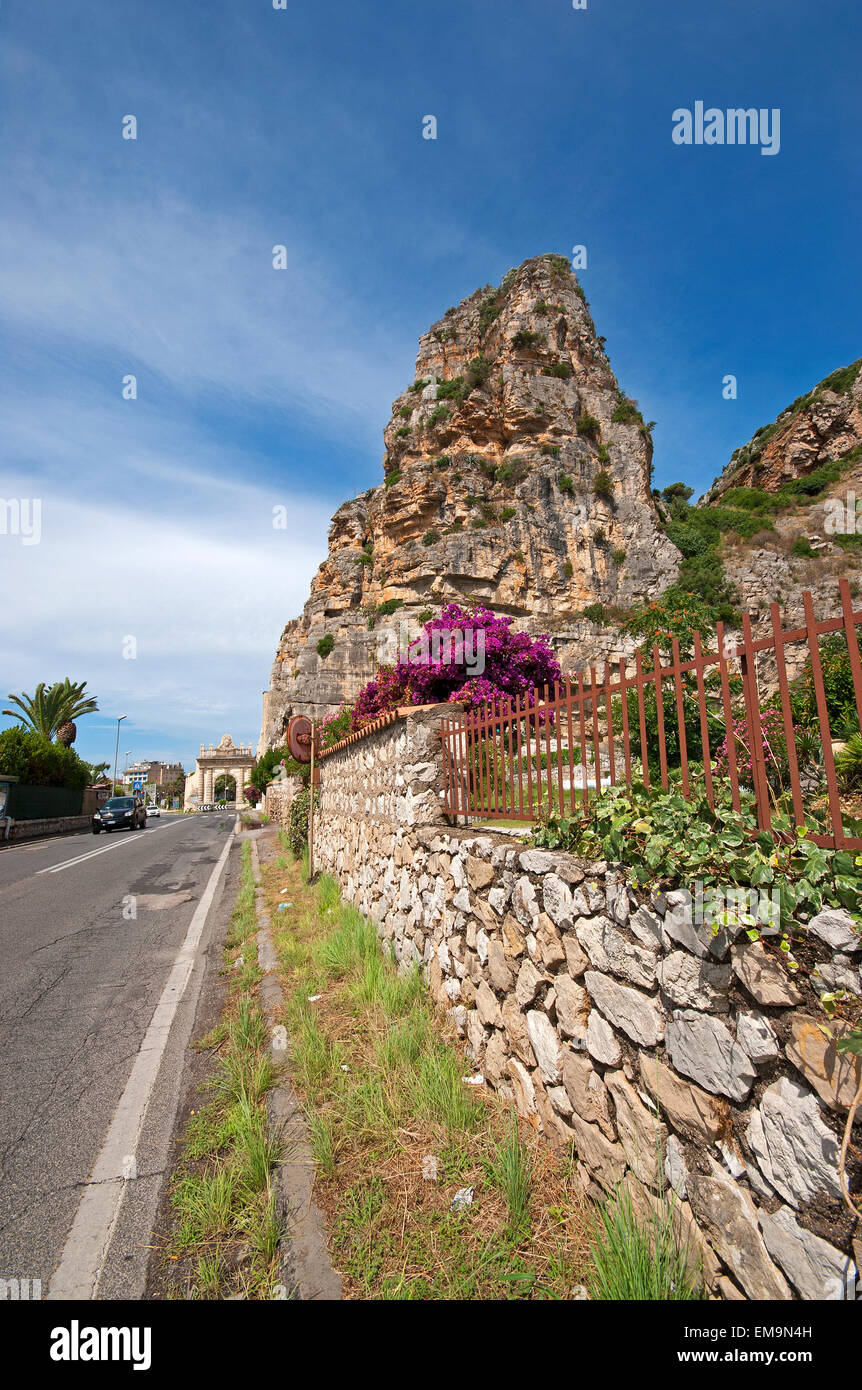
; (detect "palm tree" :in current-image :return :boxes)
[3,679,99,745]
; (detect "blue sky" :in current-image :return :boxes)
[2,0,859,771]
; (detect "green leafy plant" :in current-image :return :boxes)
[495,458,527,484]
[436,376,465,402]
[835,733,862,790]
[792,536,817,557]
[558,474,575,495]
[478,294,501,335]
[466,355,494,391]
[611,392,644,427]
[287,786,317,857]
[512,330,543,349]
[587,1185,703,1301]
[483,1112,533,1237]
[423,529,441,547]
[533,774,862,932]
[316,634,334,658]
[0,726,91,791]
[581,603,606,624]
[376,598,404,618]
[547,254,571,277]
[3,678,98,745]
[579,413,601,441]
[786,633,859,728]
[542,362,572,380]
[593,469,614,501]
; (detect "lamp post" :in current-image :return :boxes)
[112,716,126,795]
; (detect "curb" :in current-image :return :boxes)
[249,836,342,1301]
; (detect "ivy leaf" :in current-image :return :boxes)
[750,860,774,886]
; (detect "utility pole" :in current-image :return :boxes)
[112,715,126,795]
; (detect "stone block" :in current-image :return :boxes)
[637,1052,726,1144]
[747,1077,843,1209]
[665,1009,755,1103]
[584,971,664,1047]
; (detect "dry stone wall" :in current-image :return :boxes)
[264,775,304,829]
[315,709,862,1301]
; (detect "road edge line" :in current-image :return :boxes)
[47,825,236,1300]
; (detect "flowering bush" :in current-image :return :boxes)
[319,703,352,749]
[620,593,715,661]
[713,709,795,790]
[350,604,562,729]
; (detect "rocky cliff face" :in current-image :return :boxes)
[699,357,862,676]
[259,255,679,751]
[706,359,862,501]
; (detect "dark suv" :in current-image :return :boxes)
[92,795,147,833]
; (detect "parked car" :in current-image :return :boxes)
[146,805,160,818]
[92,795,146,833]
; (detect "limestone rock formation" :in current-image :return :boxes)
[706,359,862,501]
[699,357,862,663]
[259,255,678,749]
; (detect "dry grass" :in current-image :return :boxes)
[263,851,595,1300]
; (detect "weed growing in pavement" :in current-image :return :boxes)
[155,841,284,1299]
[263,852,596,1299]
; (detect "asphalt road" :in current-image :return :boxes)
[0,811,241,1299]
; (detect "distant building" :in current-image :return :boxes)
[122,760,185,791]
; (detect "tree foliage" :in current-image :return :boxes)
[3,679,99,741]
[0,726,92,790]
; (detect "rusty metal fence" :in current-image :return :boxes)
[440,578,862,850]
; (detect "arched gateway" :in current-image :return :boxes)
[184,734,255,809]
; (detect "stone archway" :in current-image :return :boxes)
[184,735,255,809]
[214,772,238,802]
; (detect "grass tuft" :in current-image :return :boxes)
[587,1184,704,1301]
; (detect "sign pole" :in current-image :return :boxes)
[307,722,316,881]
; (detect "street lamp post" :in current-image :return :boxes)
[112,716,126,795]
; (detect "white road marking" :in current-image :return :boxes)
[47,825,236,1299]
[36,817,189,874]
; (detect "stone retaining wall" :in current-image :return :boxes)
[315,710,862,1301]
[264,776,304,829]
[2,814,92,843]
